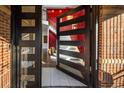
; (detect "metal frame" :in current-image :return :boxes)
[11,5,42,88]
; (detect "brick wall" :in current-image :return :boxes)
[98,6,124,88]
[0,9,11,88]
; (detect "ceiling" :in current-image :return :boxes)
[42,5,78,9]
[42,5,78,21]
[0,5,124,23]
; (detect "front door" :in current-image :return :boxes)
[57,5,91,87]
[11,5,42,88]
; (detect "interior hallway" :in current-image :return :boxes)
[42,49,56,67]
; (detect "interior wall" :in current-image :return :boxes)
[0,6,11,88]
[42,8,49,49]
[49,30,56,48]
[42,24,49,49]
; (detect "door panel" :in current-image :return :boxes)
[57,6,91,87]
[12,5,42,88]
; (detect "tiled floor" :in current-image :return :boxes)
[42,67,86,87]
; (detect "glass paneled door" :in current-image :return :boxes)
[56,6,91,87]
[11,6,42,88]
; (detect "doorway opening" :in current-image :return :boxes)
[9,5,124,88]
[41,5,87,88]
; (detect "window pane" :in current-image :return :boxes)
[22,6,35,13]
[20,47,36,87]
[21,75,35,87]
[59,54,85,66]
[60,34,85,41]
[21,19,35,27]
[60,45,85,53]
[60,22,86,32]
[21,47,35,54]
[21,61,35,68]
[21,33,35,40]
[21,75,35,81]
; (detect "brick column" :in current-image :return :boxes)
[0,9,11,88]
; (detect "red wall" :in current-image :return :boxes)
[49,30,56,48]
[47,9,70,29]
[47,8,86,53]
[47,9,70,49]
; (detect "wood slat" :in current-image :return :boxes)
[59,41,84,46]
[19,13,37,19]
[59,49,84,59]
[19,27,37,33]
[59,58,85,72]
[59,28,86,36]
[19,41,35,47]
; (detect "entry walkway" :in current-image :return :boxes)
[42,67,86,87]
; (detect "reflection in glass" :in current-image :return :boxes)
[59,54,85,66]
[21,61,35,68]
[60,45,80,52]
[20,47,35,87]
[21,75,35,88]
[60,45,85,53]
[22,6,35,13]
[21,19,35,27]
[60,22,85,32]
[60,34,85,41]
[21,33,35,40]
[21,75,35,81]
[21,47,35,54]
[60,9,85,23]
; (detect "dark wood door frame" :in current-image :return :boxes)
[11,5,42,88]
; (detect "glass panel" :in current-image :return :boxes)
[21,33,35,40]
[59,54,85,66]
[60,22,86,32]
[22,6,35,13]
[60,34,85,41]
[60,45,85,53]
[21,19,35,27]
[21,75,35,81]
[21,47,35,54]
[21,61,35,68]
[21,75,35,88]
[60,9,85,23]
[20,47,35,87]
